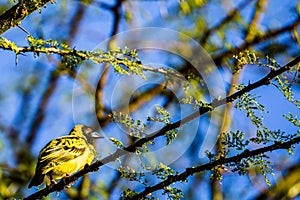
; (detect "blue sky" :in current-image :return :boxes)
[0,0,299,199]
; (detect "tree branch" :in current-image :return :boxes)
[213,16,300,66]
[0,39,185,80]
[131,135,300,199]
[0,0,53,35]
[24,53,300,199]
[200,0,255,45]
[211,1,268,198]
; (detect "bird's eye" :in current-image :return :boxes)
[85,127,92,133]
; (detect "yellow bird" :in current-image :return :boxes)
[28,124,104,188]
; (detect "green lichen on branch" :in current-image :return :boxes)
[0,36,146,77]
[0,0,53,35]
[0,37,19,53]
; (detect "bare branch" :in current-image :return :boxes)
[131,135,300,199]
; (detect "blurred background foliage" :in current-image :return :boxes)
[0,0,299,199]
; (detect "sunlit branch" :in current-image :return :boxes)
[0,41,184,80]
[0,0,53,35]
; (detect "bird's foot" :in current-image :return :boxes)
[66,172,71,177]
[64,172,74,188]
[51,179,58,185]
[49,179,62,196]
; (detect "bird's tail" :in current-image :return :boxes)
[28,172,45,188]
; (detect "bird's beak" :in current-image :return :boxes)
[90,131,104,139]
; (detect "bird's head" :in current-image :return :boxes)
[70,124,104,144]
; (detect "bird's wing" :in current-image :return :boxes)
[37,136,87,173]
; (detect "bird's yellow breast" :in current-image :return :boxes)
[38,135,97,181]
[48,146,95,179]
